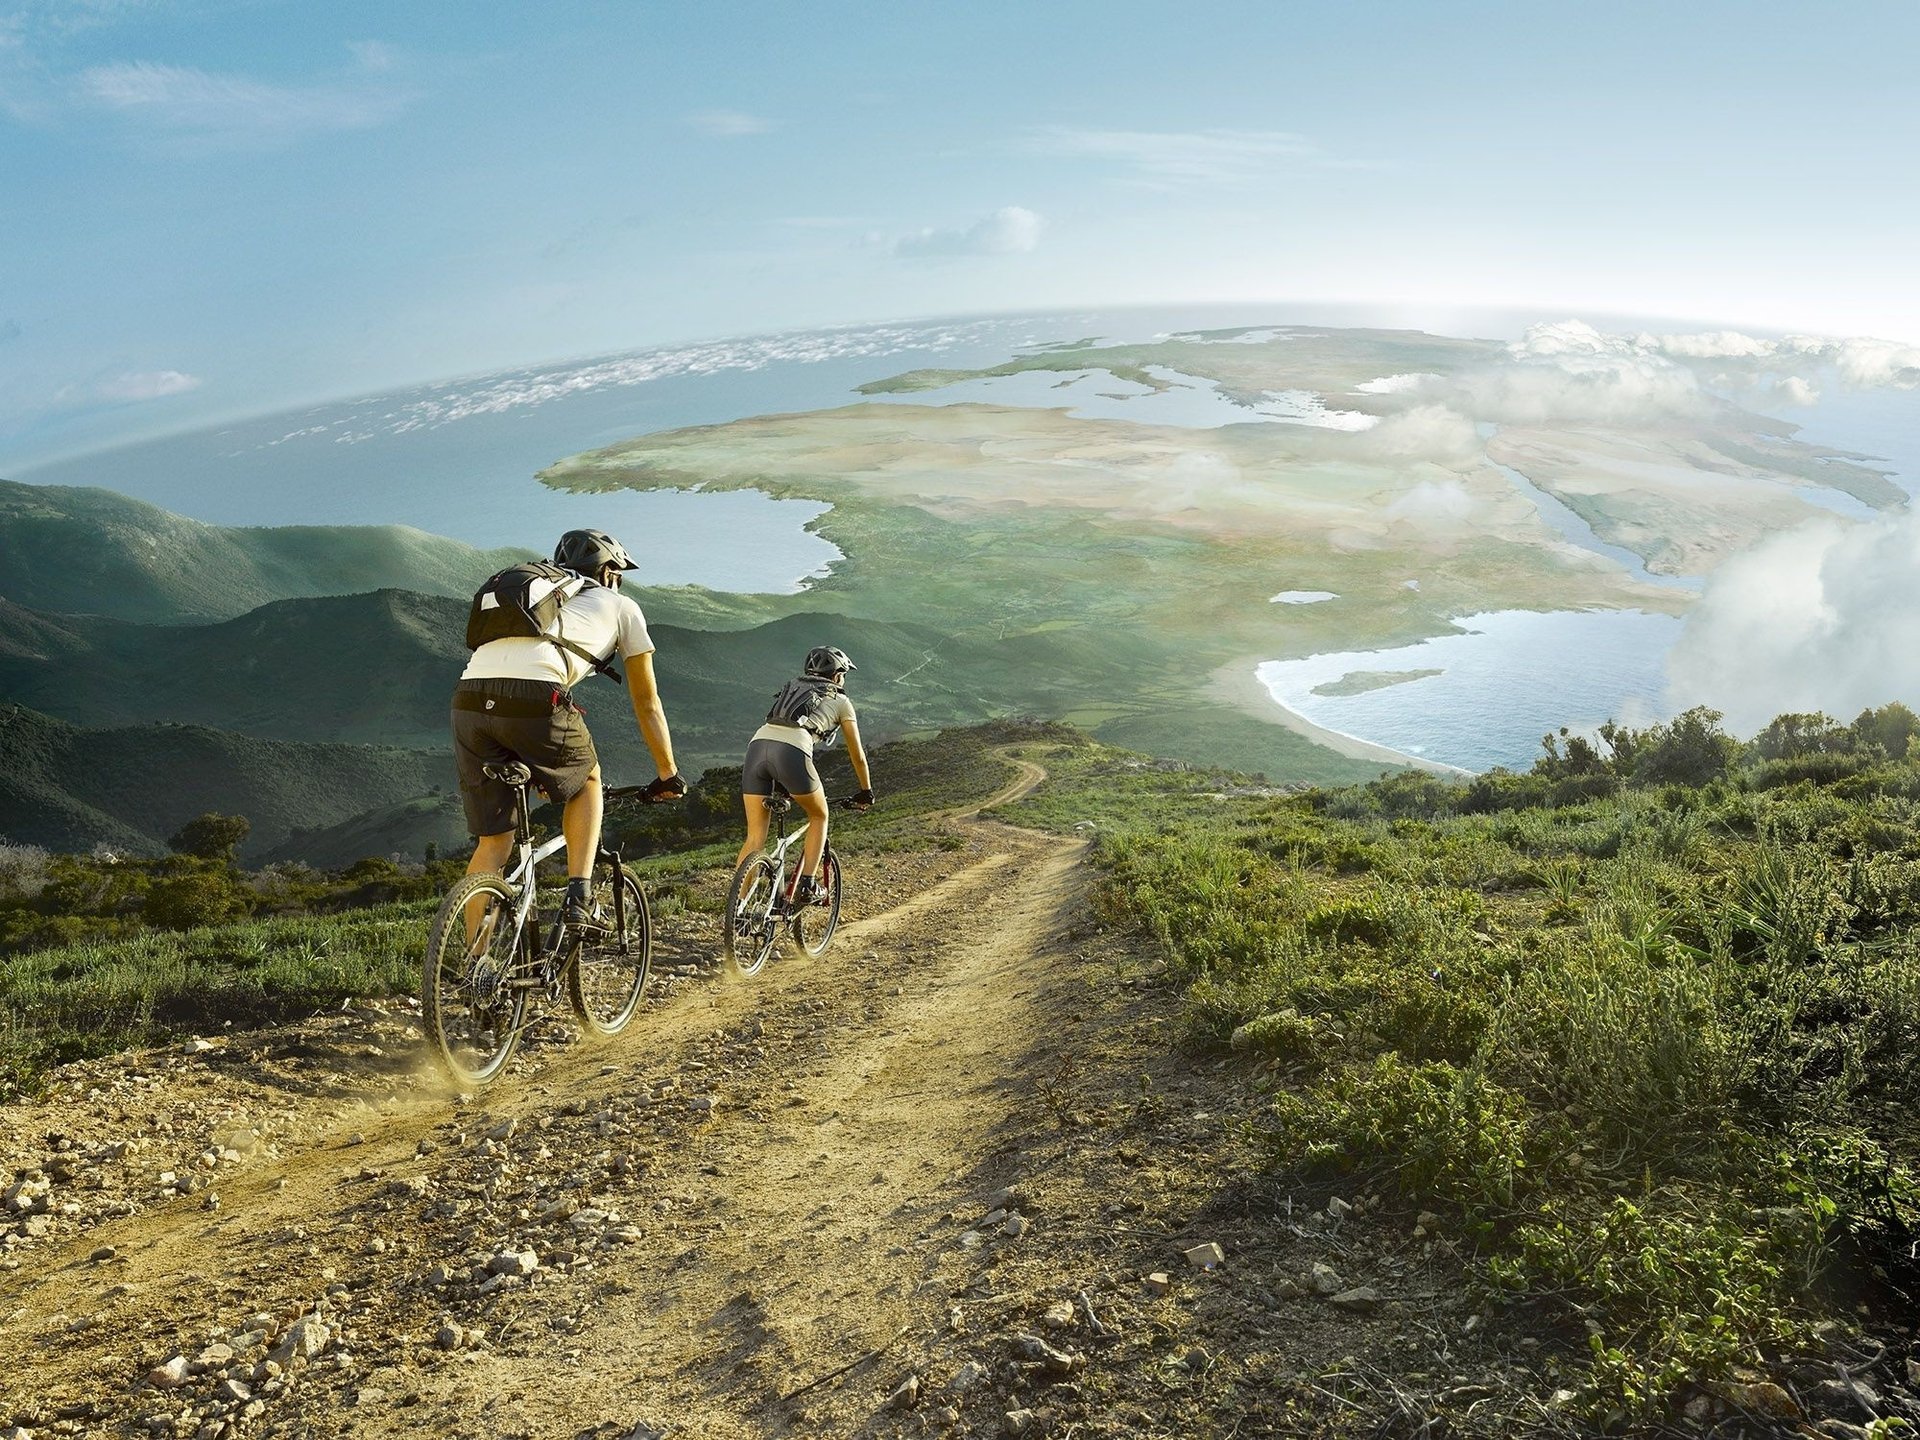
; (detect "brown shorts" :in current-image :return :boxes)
[451,679,599,836]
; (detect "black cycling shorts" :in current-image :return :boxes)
[741,736,821,797]
[451,679,599,836]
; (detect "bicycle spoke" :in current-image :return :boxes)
[423,874,530,1086]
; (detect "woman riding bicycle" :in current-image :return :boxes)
[735,645,874,909]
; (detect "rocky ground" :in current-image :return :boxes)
[4,761,1918,1439]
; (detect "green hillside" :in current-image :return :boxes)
[0,589,1157,778]
[257,791,473,870]
[0,478,527,622]
[0,704,447,860]
[999,707,1920,1423]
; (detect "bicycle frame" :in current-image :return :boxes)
[761,794,820,902]
[488,797,570,974]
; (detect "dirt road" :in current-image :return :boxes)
[1,753,1109,1438]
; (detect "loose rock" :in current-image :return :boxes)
[886,1373,921,1410]
[1183,1241,1225,1269]
[487,1250,539,1277]
[1011,1333,1080,1377]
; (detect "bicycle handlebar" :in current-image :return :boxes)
[606,784,682,806]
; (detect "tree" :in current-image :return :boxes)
[167,812,252,864]
[1634,707,1739,787]
[1852,702,1920,760]
[1751,712,1845,762]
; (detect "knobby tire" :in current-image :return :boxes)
[567,869,651,1035]
[793,847,843,958]
[724,855,781,978]
[423,872,530,1087]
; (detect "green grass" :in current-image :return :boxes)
[0,722,1056,1099]
[0,903,433,1098]
[1015,712,1920,1423]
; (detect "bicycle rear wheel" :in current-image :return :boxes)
[793,847,843,958]
[567,868,650,1035]
[723,855,781,978]
[422,873,530,1086]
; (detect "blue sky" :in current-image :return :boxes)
[2,0,1916,466]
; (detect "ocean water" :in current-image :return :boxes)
[1257,609,1685,772]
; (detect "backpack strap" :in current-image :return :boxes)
[550,582,624,686]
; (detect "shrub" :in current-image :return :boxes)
[0,842,51,900]
[168,812,252,863]
[1264,1055,1534,1214]
[145,871,249,930]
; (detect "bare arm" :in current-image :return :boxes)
[841,715,872,792]
[624,651,679,780]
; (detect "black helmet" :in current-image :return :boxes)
[804,645,855,678]
[554,528,637,575]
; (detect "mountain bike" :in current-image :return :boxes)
[722,790,866,977]
[421,762,657,1086]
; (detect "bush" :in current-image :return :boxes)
[145,871,249,930]
[1264,1055,1534,1214]
[168,812,252,863]
[0,842,51,900]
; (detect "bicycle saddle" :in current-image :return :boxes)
[483,761,533,788]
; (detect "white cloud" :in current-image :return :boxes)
[95,368,200,401]
[1767,375,1820,407]
[685,108,771,137]
[1354,404,1481,465]
[1508,320,1920,395]
[1386,478,1477,523]
[1781,335,1920,390]
[1030,125,1326,185]
[348,40,396,73]
[1353,372,1439,395]
[78,59,408,145]
[1669,510,1920,733]
[1640,330,1776,360]
[894,205,1044,259]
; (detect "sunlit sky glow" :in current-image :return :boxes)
[3,0,1916,466]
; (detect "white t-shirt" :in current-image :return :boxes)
[461,580,654,688]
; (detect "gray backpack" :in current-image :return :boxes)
[765,676,843,739]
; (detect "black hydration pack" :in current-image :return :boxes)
[765,675,844,739]
[465,561,621,684]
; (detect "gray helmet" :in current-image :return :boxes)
[804,645,855,678]
[554,528,636,575]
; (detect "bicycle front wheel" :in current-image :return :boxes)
[567,868,650,1035]
[723,855,781,978]
[422,873,530,1087]
[793,847,843,958]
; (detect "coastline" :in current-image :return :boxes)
[1206,658,1473,778]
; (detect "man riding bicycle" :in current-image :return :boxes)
[453,528,684,930]
[735,645,874,910]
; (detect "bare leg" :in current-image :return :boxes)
[561,765,604,881]
[464,830,515,947]
[793,788,831,880]
[468,831,515,877]
[735,796,772,872]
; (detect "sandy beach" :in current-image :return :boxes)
[1206,657,1472,777]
